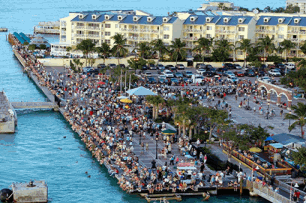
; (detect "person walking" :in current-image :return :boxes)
[146,143,149,151]
[204,154,207,164]
[280,109,283,117]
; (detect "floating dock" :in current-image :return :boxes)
[0,91,17,133]
[11,180,48,203]
[0,28,8,32]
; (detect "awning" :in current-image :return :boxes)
[126,86,157,96]
[269,143,284,149]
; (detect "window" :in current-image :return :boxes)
[105,32,111,36]
[164,34,170,39]
[105,39,111,44]
[260,26,265,30]
[164,26,169,31]
[279,27,284,31]
[207,26,212,30]
[237,51,243,55]
[115,24,119,28]
[105,24,111,28]
[206,34,211,38]
[278,35,284,39]
[238,35,244,39]
[238,27,245,32]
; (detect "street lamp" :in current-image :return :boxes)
[289,110,292,127]
[156,137,158,159]
[204,130,208,147]
[267,102,270,119]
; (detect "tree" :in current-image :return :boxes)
[284,102,306,138]
[236,39,252,67]
[28,44,36,51]
[72,58,84,72]
[211,39,232,63]
[146,95,165,119]
[300,41,306,56]
[136,42,151,58]
[76,39,96,67]
[170,38,186,65]
[193,37,211,63]
[127,57,147,73]
[39,44,47,49]
[292,147,306,171]
[151,39,166,63]
[205,108,230,140]
[280,67,306,91]
[96,42,111,64]
[111,33,128,65]
[264,6,272,12]
[218,3,225,10]
[66,46,72,56]
[285,4,300,13]
[257,36,275,65]
[280,39,296,62]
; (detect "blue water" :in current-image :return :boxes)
[0,0,271,202]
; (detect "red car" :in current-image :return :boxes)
[235,71,245,77]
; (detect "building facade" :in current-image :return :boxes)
[286,0,306,14]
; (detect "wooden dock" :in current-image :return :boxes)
[11,102,58,110]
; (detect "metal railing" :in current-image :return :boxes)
[87,26,100,30]
[252,181,291,203]
[75,26,85,29]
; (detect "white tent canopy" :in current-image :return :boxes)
[126,86,157,96]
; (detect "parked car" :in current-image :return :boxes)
[182,77,192,84]
[227,75,239,83]
[165,65,175,70]
[176,64,185,70]
[234,71,245,77]
[183,71,193,78]
[244,69,255,77]
[224,63,234,69]
[142,65,148,70]
[233,64,242,69]
[285,63,295,69]
[149,64,157,70]
[159,78,167,84]
[83,66,94,74]
[224,71,235,77]
[119,64,126,68]
[170,78,179,85]
[203,71,214,77]
[97,64,106,69]
[196,68,206,75]
[196,63,206,69]
[147,77,157,84]
[261,76,272,83]
[205,65,214,70]
[174,72,183,78]
[192,75,204,84]
[275,63,285,69]
[157,64,165,70]
[268,69,281,77]
[163,70,174,78]
[108,63,117,69]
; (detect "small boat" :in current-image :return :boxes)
[153,197,170,203]
[203,192,210,201]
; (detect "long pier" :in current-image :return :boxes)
[11,102,58,110]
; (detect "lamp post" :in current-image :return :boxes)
[139,132,142,145]
[267,102,270,119]
[289,110,292,127]
[156,137,158,159]
[176,122,179,142]
[204,130,208,148]
[247,94,250,109]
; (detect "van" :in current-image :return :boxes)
[192,74,204,84]
[285,63,295,69]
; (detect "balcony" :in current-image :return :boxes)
[87,34,100,38]
[87,26,100,30]
[75,26,85,29]
[300,31,306,35]
[128,37,139,40]
[139,37,150,41]
[216,30,235,34]
[256,29,275,33]
[291,38,299,42]
[61,23,66,28]
[61,31,66,35]
[75,34,85,37]
[183,37,199,41]
[288,30,299,34]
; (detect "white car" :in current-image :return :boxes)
[225,71,235,77]
[196,68,206,75]
[192,74,204,83]
[285,63,295,69]
[163,70,174,78]
[144,72,152,77]
[261,76,272,83]
[227,75,239,83]
[268,69,281,77]
[158,75,166,79]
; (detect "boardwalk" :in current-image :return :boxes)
[11,102,58,109]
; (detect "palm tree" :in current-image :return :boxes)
[284,102,306,138]
[236,39,252,68]
[111,33,128,65]
[151,39,166,63]
[212,39,233,63]
[76,39,96,66]
[146,95,164,119]
[193,37,211,63]
[257,36,275,65]
[66,47,72,56]
[170,38,187,65]
[280,39,296,62]
[96,42,111,64]
[136,42,150,58]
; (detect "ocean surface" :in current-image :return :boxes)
[0,0,271,202]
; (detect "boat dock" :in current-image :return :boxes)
[0,91,17,133]
[11,102,58,110]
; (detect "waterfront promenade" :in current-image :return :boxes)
[8,34,305,202]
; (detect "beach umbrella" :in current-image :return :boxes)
[249,147,262,153]
[120,98,132,103]
[162,129,177,134]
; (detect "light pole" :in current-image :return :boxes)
[267,102,270,119]
[139,132,142,145]
[204,130,208,148]
[155,137,158,159]
[176,122,179,142]
[289,110,292,127]
[247,94,250,109]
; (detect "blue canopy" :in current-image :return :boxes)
[265,137,273,141]
[269,143,283,149]
[126,86,157,96]
[271,133,305,146]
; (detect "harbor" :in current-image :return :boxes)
[5,32,301,203]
